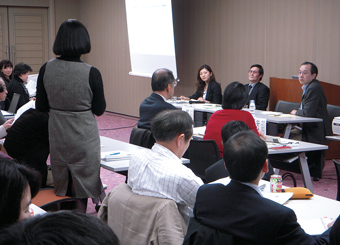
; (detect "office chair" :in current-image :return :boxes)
[275,100,300,114]
[333,159,340,201]
[129,126,155,149]
[327,104,340,123]
[184,139,221,183]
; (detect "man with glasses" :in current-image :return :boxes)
[137,68,178,130]
[290,61,331,180]
[244,64,270,110]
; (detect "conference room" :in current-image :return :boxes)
[1,0,340,244]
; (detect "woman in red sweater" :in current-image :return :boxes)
[203,81,260,156]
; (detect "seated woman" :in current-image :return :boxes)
[203,81,261,156]
[0,60,13,110]
[181,64,222,104]
[0,158,40,229]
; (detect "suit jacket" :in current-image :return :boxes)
[245,82,270,110]
[137,92,176,129]
[190,80,222,104]
[295,79,332,144]
[193,180,330,244]
[7,76,30,112]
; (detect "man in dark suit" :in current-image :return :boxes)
[185,131,335,244]
[244,64,270,110]
[137,68,177,129]
[290,62,332,179]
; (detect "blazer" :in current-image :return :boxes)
[7,76,29,112]
[193,180,330,244]
[245,82,270,110]
[190,80,222,104]
[137,92,176,129]
[295,79,332,144]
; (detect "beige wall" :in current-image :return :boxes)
[3,0,340,116]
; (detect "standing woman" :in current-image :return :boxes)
[36,20,106,204]
[181,64,222,104]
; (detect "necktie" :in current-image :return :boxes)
[248,85,252,95]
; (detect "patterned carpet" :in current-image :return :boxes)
[86,111,339,214]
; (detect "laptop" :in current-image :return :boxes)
[2,93,20,117]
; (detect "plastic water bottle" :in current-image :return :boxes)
[249,100,256,116]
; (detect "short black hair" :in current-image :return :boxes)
[12,62,32,77]
[221,120,249,144]
[151,110,193,142]
[224,131,268,182]
[250,64,264,81]
[0,59,13,69]
[0,158,41,229]
[222,81,248,110]
[0,211,119,245]
[151,68,175,92]
[301,61,318,77]
[53,19,91,57]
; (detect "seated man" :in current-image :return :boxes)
[128,110,204,222]
[187,131,335,244]
[137,68,177,129]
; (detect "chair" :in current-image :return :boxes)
[184,139,221,183]
[274,100,300,114]
[98,183,187,245]
[327,104,340,124]
[333,159,340,201]
[129,126,155,149]
[31,188,87,213]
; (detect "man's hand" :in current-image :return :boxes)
[290,110,297,115]
[3,118,14,130]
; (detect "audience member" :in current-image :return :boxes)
[244,64,270,110]
[0,158,40,229]
[7,62,33,112]
[0,59,13,110]
[0,211,119,245]
[36,20,106,203]
[203,81,261,156]
[0,77,14,129]
[128,110,203,222]
[137,68,177,129]
[205,120,249,183]
[185,131,336,244]
[180,64,222,104]
[290,62,332,180]
[4,108,49,187]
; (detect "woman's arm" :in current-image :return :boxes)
[89,67,106,116]
[35,63,50,112]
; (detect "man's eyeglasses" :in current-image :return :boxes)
[249,70,259,74]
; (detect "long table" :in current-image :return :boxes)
[100,136,190,172]
[193,128,327,193]
[170,101,322,138]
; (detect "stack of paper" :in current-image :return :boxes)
[101,151,132,161]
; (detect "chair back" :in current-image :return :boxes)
[129,126,155,149]
[274,100,300,114]
[184,139,221,182]
[333,159,340,201]
[98,183,187,245]
[327,104,340,124]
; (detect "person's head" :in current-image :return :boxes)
[221,120,250,145]
[151,68,177,99]
[222,81,248,110]
[151,110,193,158]
[248,64,264,84]
[298,61,318,85]
[0,59,13,79]
[196,64,216,92]
[53,19,91,57]
[0,158,41,229]
[0,77,8,101]
[224,131,268,183]
[0,211,119,245]
[12,62,32,83]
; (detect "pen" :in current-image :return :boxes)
[110,152,120,155]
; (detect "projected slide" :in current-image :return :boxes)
[125,0,177,78]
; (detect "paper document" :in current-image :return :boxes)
[298,218,332,235]
[101,151,131,161]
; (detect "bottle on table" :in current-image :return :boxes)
[249,100,256,116]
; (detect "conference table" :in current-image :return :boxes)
[193,127,328,193]
[169,100,323,139]
[213,177,340,235]
[100,136,190,172]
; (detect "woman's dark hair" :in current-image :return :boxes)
[12,62,32,77]
[0,158,41,229]
[196,64,216,94]
[222,81,248,110]
[0,59,13,80]
[53,19,91,57]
